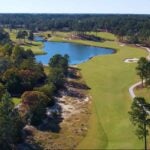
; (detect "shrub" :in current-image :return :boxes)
[21,91,49,125]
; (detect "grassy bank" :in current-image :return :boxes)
[5,29,45,55]
[12,97,21,106]
[78,44,146,149]
[135,88,150,102]
[37,31,117,49]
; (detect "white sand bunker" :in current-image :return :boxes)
[124,58,139,63]
[120,44,125,47]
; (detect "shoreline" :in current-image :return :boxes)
[34,35,116,66]
[34,34,117,53]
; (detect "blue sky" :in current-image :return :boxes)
[0,0,150,14]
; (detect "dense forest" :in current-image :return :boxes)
[0,30,69,149]
[0,14,150,46]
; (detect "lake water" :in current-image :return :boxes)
[35,36,114,65]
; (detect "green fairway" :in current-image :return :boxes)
[88,31,117,41]
[78,45,147,149]
[40,31,148,149]
[22,42,45,55]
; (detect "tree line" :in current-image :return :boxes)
[0,37,69,149]
[0,14,150,46]
[129,57,150,150]
[16,30,34,42]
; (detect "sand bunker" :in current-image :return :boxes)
[120,44,125,47]
[124,58,139,63]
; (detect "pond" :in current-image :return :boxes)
[35,36,114,65]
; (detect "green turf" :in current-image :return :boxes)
[22,41,45,55]
[12,97,21,106]
[88,31,117,41]
[77,45,147,149]
[5,28,45,55]
[135,87,150,102]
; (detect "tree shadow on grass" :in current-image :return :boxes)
[68,67,81,79]
[65,80,91,90]
[38,118,62,133]
[17,137,44,150]
[38,103,63,133]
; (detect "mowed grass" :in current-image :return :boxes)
[5,30,148,149]
[38,31,116,43]
[5,29,45,55]
[12,97,21,106]
[22,42,45,55]
[88,31,117,41]
[77,44,147,149]
[46,32,118,58]
[135,88,150,102]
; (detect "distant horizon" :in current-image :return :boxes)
[0,0,150,14]
[0,13,150,15]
